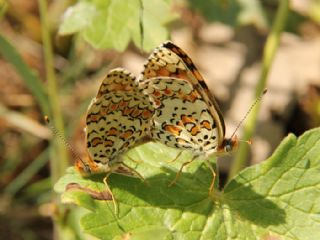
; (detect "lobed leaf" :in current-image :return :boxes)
[55,128,320,240]
[59,0,176,51]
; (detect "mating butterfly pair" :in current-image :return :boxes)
[75,41,238,193]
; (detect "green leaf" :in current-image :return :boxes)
[237,0,268,29]
[188,0,240,26]
[132,0,177,51]
[224,128,320,239]
[55,128,320,240]
[59,0,176,51]
[59,1,97,35]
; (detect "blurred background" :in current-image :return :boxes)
[0,0,319,239]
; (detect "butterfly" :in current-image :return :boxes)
[139,41,239,192]
[75,68,154,210]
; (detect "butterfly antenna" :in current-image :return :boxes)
[229,89,267,140]
[44,116,89,169]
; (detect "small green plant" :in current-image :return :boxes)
[55,128,320,240]
[59,0,176,51]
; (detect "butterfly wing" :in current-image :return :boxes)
[96,68,138,98]
[81,68,154,175]
[142,77,219,156]
[139,41,225,147]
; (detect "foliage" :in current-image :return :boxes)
[188,0,268,29]
[0,35,49,114]
[59,0,177,51]
[188,0,320,32]
[55,128,320,240]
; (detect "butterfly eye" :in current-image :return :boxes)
[224,142,232,152]
[84,164,91,174]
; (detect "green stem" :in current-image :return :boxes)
[38,0,68,183]
[39,1,69,239]
[227,0,289,181]
[5,149,49,195]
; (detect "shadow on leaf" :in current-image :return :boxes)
[65,163,285,228]
[224,179,286,227]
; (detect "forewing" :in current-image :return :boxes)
[139,41,225,145]
[96,68,137,99]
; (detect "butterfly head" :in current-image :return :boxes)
[75,157,92,176]
[218,135,239,153]
[217,89,267,154]
[75,153,111,176]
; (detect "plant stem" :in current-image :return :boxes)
[227,0,289,181]
[39,0,68,184]
[39,1,70,239]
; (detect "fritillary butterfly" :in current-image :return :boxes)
[75,68,154,179]
[139,41,238,191]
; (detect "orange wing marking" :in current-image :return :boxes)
[164,125,182,136]
[200,120,211,130]
[91,137,103,147]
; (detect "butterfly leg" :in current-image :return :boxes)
[126,155,143,164]
[121,162,146,182]
[166,151,183,163]
[114,162,149,186]
[168,157,196,187]
[103,173,118,215]
[204,159,217,193]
